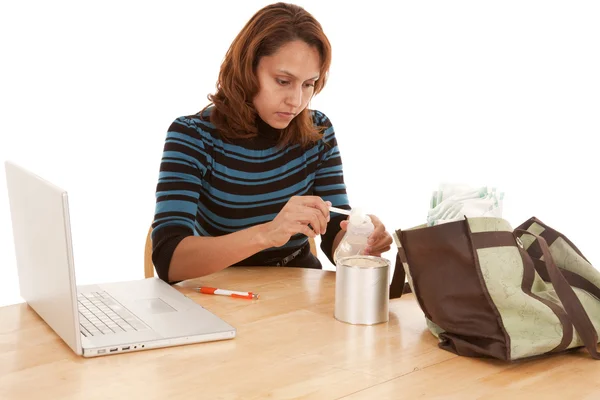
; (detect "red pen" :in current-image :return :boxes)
[195,286,259,300]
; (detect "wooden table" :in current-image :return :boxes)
[1,267,599,399]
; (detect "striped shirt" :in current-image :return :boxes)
[151,107,350,282]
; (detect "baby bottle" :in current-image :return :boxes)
[333,208,375,264]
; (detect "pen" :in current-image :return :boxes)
[329,206,351,216]
[195,287,259,300]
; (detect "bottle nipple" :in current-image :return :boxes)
[349,207,367,225]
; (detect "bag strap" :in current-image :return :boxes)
[515,229,600,359]
[389,251,406,299]
[389,229,407,299]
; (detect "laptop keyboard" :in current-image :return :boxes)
[77,291,149,337]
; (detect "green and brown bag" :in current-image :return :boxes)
[389,216,600,361]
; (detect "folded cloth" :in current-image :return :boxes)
[428,184,504,226]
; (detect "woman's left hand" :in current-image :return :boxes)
[340,214,393,256]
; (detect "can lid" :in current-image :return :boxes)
[337,255,390,269]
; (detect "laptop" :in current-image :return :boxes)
[4,161,236,357]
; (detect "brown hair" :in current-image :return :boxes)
[202,2,332,148]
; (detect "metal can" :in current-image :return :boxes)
[334,255,390,325]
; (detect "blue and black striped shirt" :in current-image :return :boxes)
[151,107,350,282]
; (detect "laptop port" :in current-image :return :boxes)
[110,348,118,352]
[121,346,130,350]
[97,349,106,354]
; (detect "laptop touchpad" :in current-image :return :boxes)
[136,298,177,314]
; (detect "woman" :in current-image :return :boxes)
[152,2,393,283]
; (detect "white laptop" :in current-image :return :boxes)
[4,161,236,357]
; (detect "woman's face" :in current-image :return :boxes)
[253,40,321,129]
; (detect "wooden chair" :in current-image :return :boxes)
[144,226,318,278]
[144,226,154,278]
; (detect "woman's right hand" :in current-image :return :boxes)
[261,196,331,248]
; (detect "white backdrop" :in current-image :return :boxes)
[1,0,599,307]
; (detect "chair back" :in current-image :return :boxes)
[144,226,154,278]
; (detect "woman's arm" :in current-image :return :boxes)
[167,224,270,281]
[331,229,346,257]
[311,110,351,262]
[167,195,330,281]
